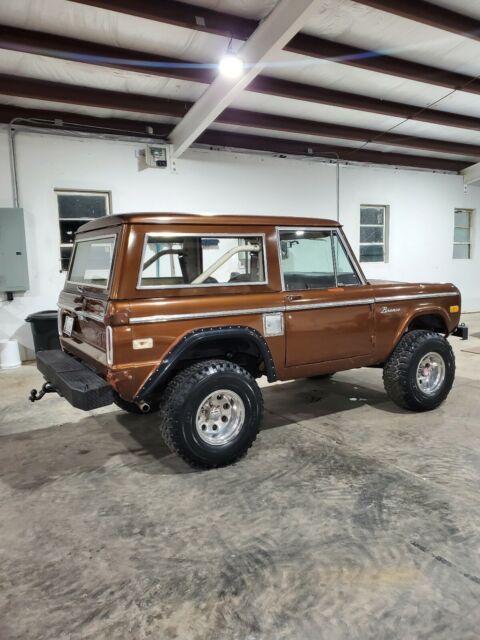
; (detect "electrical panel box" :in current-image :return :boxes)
[0,208,30,293]
[145,145,168,168]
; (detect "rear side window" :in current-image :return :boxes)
[68,236,116,288]
[139,234,266,288]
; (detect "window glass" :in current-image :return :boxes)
[360,207,384,226]
[57,190,111,271]
[360,205,388,263]
[68,236,116,288]
[280,230,336,291]
[333,235,361,286]
[360,245,384,262]
[58,194,108,219]
[453,209,473,259]
[139,235,265,287]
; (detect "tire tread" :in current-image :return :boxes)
[383,330,455,411]
[159,359,262,468]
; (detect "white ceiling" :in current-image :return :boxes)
[0,0,479,166]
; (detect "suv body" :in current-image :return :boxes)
[31,213,467,467]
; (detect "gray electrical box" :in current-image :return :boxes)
[0,208,30,294]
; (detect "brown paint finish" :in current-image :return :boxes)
[285,291,374,366]
[57,213,462,403]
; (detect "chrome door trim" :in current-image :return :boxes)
[286,298,375,312]
[127,291,457,325]
[375,292,457,303]
[129,306,285,324]
[129,299,373,324]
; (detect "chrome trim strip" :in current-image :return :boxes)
[375,292,457,303]
[130,306,285,324]
[286,298,374,312]
[58,303,105,323]
[136,232,268,290]
[128,291,457,325]
[129,299,373,324]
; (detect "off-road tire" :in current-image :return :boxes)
[383,330,455,412]
[113,392,159,415]
[159,359,263,469]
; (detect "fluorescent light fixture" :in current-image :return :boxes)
[218,54,245,79]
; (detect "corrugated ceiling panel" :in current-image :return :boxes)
[302,0,480,77]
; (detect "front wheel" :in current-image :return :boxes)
[383,330,455,411]
[159,360,263,469]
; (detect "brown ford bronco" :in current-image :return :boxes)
[30,213,468,468]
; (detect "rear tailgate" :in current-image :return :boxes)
[58,228,122,371]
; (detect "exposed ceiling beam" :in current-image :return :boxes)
[0,73,188,118]
[197,130,470,172]
[0,103,170,137]
[353,0,480,42]
[168,0,322,157]
[2,73,480,157]
[3,25,480,132]
[0,102,468,172]
[72,0,480,94]
[219,109,480,158]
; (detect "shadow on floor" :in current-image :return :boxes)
[0,376,404,489]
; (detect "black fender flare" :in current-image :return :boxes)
[135,325,277,401]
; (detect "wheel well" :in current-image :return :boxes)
[136,327,276,402]
[408,314,447,335]
[174,335,267,379]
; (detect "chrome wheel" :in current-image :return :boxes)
[416,352,446,395]
[195,389,245,446]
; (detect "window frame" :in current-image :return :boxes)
[453,208,473,260]
[136,232,268,290]
[66,234,118,290]
[359,204,389,264]
[56,188,112,272]
[276,227,366,292]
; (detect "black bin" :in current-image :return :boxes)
[26,310,61,353]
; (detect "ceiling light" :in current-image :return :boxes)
[218,54,244,79]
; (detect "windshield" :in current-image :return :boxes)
[68,236,116,288]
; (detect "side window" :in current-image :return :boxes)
[280,230,335,291]
[359,204,388,263]
[333,234,361,286]
[453,208,473,259]
[139,235,266,287]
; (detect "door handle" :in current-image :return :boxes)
[287,295,303,301]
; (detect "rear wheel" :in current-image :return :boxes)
[159,359,263,469]
[383,330,455,411]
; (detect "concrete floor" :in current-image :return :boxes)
[1,314,480,640]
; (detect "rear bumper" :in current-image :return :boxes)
[36,350,113,410]
[452,324,468,340]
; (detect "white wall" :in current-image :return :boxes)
[1,128,479,359]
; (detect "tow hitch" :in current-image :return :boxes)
[29,382,57,403]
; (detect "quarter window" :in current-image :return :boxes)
[279,230,360,291]
[453,209,473,259]
[359,205,388,263]
[68,236,116,288]
[139,235,265,287]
